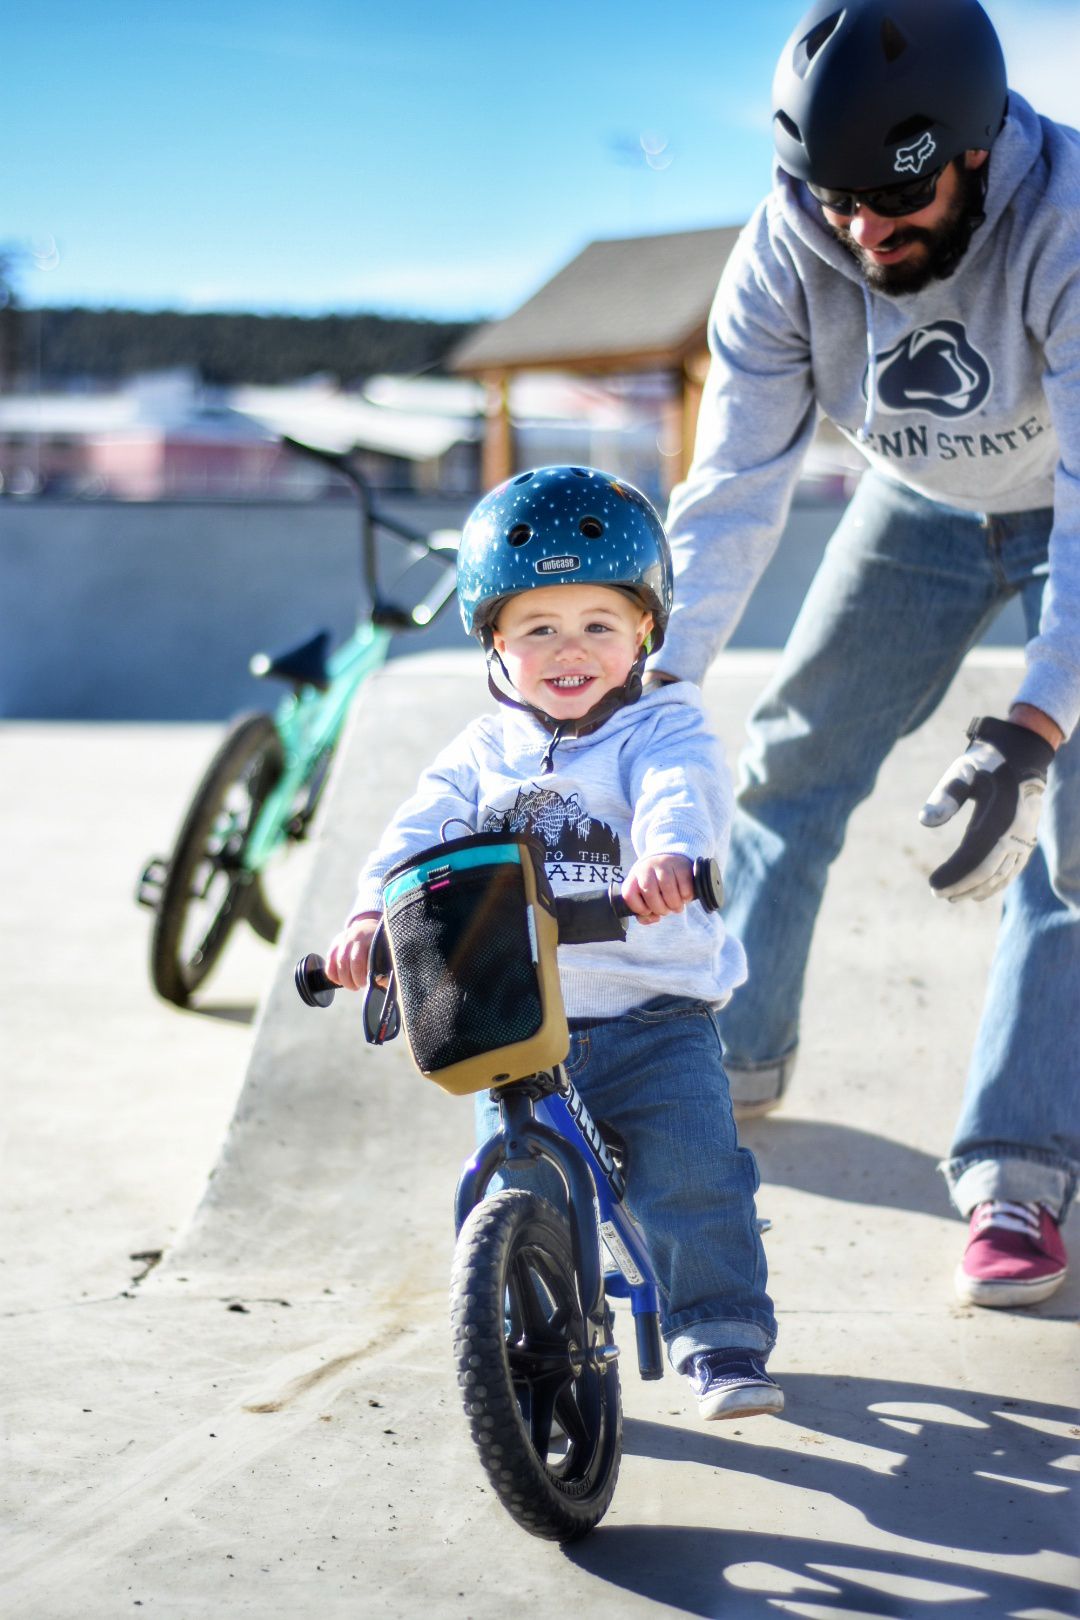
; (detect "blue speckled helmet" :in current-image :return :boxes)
[457,465,674,654]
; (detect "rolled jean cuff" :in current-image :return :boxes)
[667,1316,776,1372]
[724,1048,798,1111]
[941,1149,1076,1221]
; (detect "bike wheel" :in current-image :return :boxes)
[450,1189,621,1542]
[149,712,284,1006]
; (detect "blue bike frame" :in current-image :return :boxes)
[454,1067,666,1380]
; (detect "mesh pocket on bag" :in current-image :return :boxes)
[388,864,542,1073]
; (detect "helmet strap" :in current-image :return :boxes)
[484,644,650,773]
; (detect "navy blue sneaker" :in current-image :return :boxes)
[687,1350,785,1421]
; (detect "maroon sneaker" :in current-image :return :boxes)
[956,1200,1067,1308]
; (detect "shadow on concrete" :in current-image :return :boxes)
[568,1526,1077,1619]
[740,1119,949,1217]
[191,1002,258,1026]
[575,1374,1079,1616]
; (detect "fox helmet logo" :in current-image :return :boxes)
[871,321,992,419]
[895,132,937,175]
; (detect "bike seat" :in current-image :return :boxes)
[250,629,332,691]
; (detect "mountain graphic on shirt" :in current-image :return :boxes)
[483,785,621,868]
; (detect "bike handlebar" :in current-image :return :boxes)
[552,855,722,944]
[293,857,723,1009]
[280,434,373,496]
[295,952,340,1008]
[280,435,458,632]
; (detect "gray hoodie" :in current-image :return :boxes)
[662,92,1080,737]
[352,683,747,1019]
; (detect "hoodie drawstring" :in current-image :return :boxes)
[858,283,877,444]
[539,724,566,775]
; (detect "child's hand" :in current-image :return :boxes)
[325,912,381,992]
[621,854,694,925]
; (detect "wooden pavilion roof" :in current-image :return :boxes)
[450,225,742,376]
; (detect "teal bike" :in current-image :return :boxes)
[136,435,459,1007]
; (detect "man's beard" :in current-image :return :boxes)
[833,161,988,296]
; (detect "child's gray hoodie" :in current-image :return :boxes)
[662,92,1080,737]
[351,683,747,1019]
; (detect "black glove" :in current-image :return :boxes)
[919,716,1054,902]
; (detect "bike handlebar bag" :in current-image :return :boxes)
[379,831,568,1095]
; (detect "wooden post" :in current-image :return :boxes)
[680,348,710,480]
[481,371,513,490]
[658,371,683,499]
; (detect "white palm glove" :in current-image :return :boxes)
[919,716,1054,902]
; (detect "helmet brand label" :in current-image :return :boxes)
[894,132,936,175]
[536,554,580,574]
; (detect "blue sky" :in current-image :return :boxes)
[8,0,1076,321]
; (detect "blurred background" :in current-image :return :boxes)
[2,0,1071,716]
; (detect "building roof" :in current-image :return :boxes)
[0,373,479,463]
[450,225,741,376]
[233,381,477,460]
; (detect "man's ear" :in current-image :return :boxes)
[965,149,990,171]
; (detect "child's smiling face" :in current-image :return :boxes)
[492,583,653,721]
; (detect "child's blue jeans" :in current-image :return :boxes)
[474,993,777,1370]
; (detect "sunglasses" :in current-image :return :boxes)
[808,163,948,219]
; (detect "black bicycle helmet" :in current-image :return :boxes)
[772,0,1008,191]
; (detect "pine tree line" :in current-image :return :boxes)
[7,306,480,388]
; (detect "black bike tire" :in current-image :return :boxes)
[149,712,285,1006]
[450,1189,622,1542]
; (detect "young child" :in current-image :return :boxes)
[326,464,782,1421]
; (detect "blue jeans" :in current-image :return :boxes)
[715,473,1080,1220]
[474,995,777,1369]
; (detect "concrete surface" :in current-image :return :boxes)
[2,652,1077,1620]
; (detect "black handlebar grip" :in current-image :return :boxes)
[556,856,724,943]
[693,856,724,913]
[609,857,723,917]
[295,952,338,1008]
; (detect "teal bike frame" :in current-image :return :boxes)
[243,622,392,873]
[137,433,459,1006]
[242,436,459,871]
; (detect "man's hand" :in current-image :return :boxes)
[919,716,1055,902]
[621,853,695,924]
[325,912,381,991]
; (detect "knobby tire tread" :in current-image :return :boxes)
[450,1189,621,1542]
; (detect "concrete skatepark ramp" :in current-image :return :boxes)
[3,650,1077,1619]
[157,647,1030,1306]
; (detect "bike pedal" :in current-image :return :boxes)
[135,857,169,910]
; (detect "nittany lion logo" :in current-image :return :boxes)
[870,321,992,419]
[894,131,937,175]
